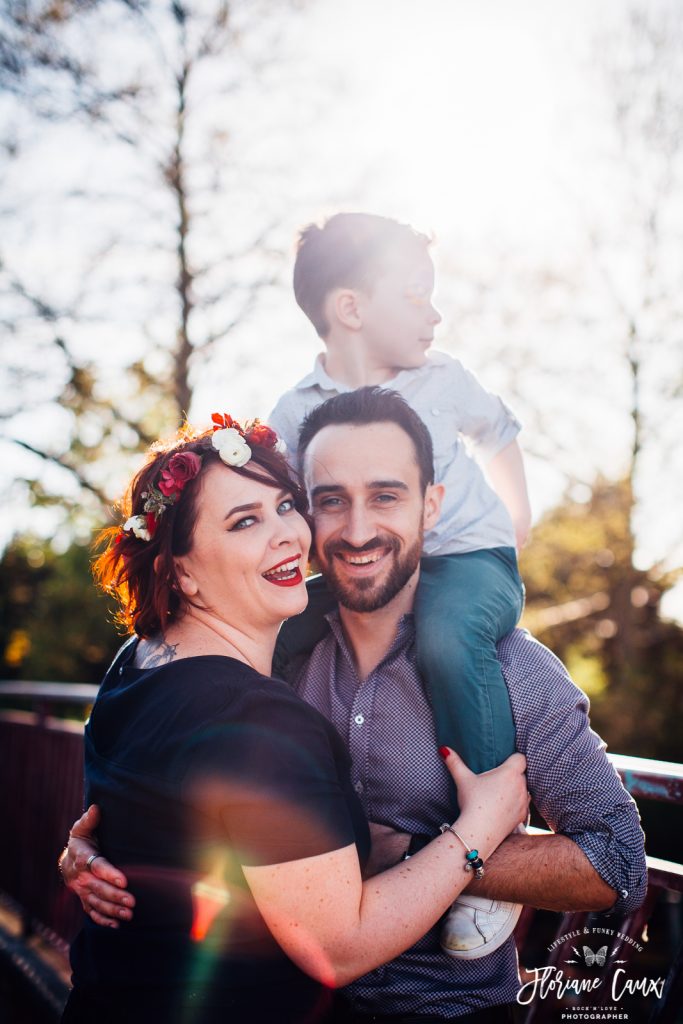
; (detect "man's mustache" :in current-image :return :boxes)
[322,536,400,559]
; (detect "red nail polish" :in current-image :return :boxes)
[438,746,450,759]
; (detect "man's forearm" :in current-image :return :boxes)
[467,833,616,912]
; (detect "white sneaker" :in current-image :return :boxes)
[440,822,527,959]
[440,892,523,959]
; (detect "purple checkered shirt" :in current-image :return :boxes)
[287,615,646,1018]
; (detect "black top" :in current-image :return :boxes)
[69,639,370,1022]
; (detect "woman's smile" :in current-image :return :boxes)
[262,554,304,587]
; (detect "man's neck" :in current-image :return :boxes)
[336,568,419,681]
[322,334,398,388]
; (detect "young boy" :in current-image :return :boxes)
[269,212,531,959]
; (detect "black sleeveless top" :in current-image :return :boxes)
[69,640,370,1023]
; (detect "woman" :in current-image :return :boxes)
[60,414,528,1024]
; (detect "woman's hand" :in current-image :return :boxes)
[441,747,529,850]
[58,805,135,928]
[244,750,529,987]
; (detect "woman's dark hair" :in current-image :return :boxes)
[93,426,308,638]
[297,386,435,492]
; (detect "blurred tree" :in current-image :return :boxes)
[584,2,683,559]
[0,535,120,683]
[0,0,307,524]
[521,476,682,762]
[438,2,683,569]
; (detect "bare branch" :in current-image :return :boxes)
[8,437,109,505]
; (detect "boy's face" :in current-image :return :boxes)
[356,243,442,372]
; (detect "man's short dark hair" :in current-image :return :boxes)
[298,387,435,493]
[293,212,431,338]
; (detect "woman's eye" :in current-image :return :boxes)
[231,516,257,531]
[278,498,295,514]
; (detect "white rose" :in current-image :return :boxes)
[212,427,251,467]
[123,515,152,542]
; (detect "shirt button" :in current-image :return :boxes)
[119,666,124,675]
[354,781,363,794]
[431,407,440,416]
[354,714,365,726]
[621,889,628,898]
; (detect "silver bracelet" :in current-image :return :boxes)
[439,823,485,879]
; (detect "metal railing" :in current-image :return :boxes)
[0,682,95,951]
[2,680,682,1022]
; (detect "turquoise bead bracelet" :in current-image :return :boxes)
[439,823,485,879]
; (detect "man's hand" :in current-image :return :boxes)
[58,804,135,928]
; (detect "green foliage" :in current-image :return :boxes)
[2,473,681,766]
[521,477,682,762]
[0,535,121,683]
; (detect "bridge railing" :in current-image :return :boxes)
[0,682,98,951]
[1,681,682,1022]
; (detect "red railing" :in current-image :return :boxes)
[513,754,683,1023]
[0,683,98,950]
[1,681,682,1022]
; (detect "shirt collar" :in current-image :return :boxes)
[294,354,348,392]
[324,608,416,677]
[293,350,452,393]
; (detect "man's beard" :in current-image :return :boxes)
[320,530,423,613]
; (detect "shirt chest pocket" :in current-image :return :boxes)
[422,405,461,468]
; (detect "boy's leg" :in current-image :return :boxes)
[415,547,523,775]
[414,548,526,960]
[272,574,338,679]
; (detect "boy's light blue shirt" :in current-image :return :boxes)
[268,350,520,555]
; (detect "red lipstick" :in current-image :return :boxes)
[262,554,303,588]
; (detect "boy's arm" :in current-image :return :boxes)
[446,359,528,546]
[485,439,531,550]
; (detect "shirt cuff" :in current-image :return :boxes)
[473,413,522,463]
[571,830,647,917]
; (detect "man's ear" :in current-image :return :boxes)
[422,483,444,532]
[326,287,362,331]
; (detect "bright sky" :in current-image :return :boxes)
[2,0,682,614]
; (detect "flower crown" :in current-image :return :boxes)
[209,412,285,466]
[122,413,286,542]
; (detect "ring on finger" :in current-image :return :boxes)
[85,853,101,872]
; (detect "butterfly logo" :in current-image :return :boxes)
[565,944,627,968]
[583,945,607,966]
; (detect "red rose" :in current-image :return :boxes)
[246,423,278,449]
[158,451,202,497]
[146,512,158,537]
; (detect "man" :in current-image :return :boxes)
[64,389,646,1022]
